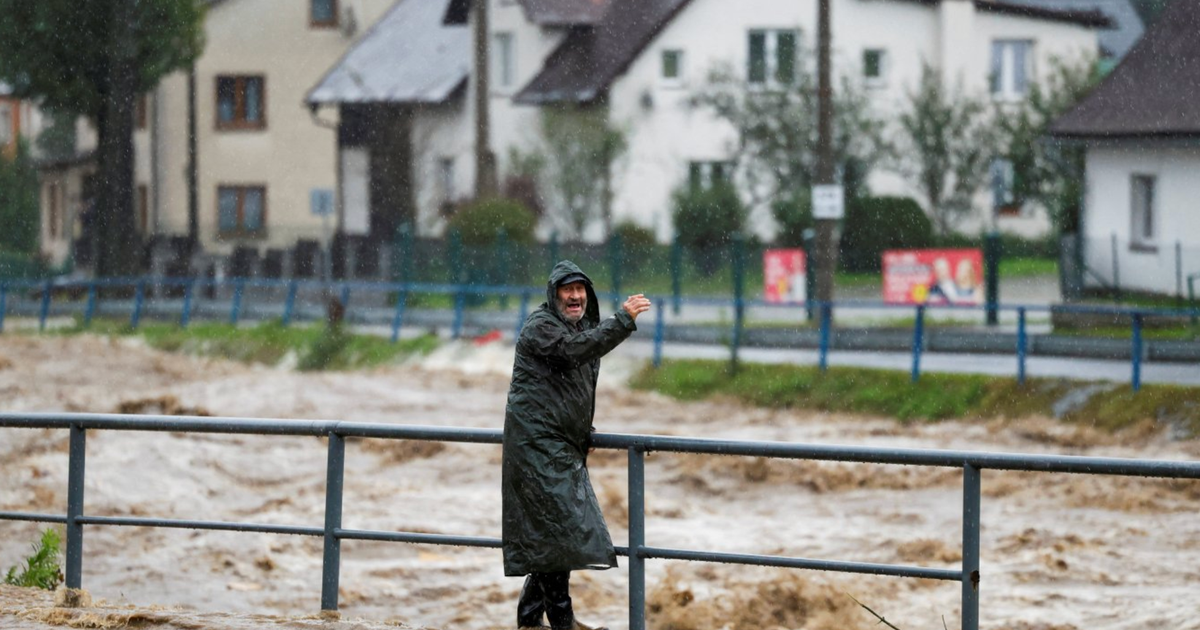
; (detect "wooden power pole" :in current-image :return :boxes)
[813,0,841,305]
[472,0,498,198]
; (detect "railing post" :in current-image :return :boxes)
[670,233,682,315]
[1191,276,1198,327]
[1131,313,1143,392]
[282,280,299,327]
[628,446,646,630]
[652,296,665,369]
[65,424,87,590]
[181,279,195,328]
[452,287,466,340]
[1016,307,1027,386]
[321,432,345,611]
[340,285,351,318]
[818,302,832,372]
[391,289,408,343]
[229,279,245,325]
[1111,233,1121,302]
[0,283,7,333]
[130,280,146,330]
[39,280,52,332]
[1176,240,1184,307]
[911,305,926,383]
[84,282,97,328]
[515,290,530,339]
[962,463,981,630]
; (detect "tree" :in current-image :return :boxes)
[690,57,891,228]
[671,181,747,276]
[535,105,627,241]
[994,55,1101,234]
[897,64,997,236]
[0,0,205,276]
[0,140,40,255]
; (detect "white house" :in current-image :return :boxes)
[1051,0,1200,297]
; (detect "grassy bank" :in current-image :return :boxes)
[631,359,1200,435]
[44,319,439,371]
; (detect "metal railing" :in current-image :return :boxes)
[1,276,1198,391]
[3,412,1200,629]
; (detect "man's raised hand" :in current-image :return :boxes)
[622,294,652,321]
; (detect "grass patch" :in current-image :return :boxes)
[999,257,1057,277]
[4,529,63,591]
[1053,325,1200,341]
[631,359,1200,434]
[47,318,439,370]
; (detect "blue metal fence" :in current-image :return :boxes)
[2,412,1200,629]
[1,276,1198,391]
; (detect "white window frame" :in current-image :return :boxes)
[747,29,800,89]
[438,157,456,204]
[688,160,731,191]
[493,32,515,91]
[991,40,1033,101]
[862,48,888,88]
[661,49,685,88]
[1130,174,1156,249]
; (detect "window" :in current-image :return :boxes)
[136,184,149,233]
[135,95,148,130]
[47,183,61,239]
[1130,174,1156,248]
[438,158,456,209]
[990,158,1018,216]
[748,29,798,87]
[216,76,266,130]
[311,0,338,28]
[493,32,515,90]
[217,186,266,238]
[661,49,685,87]
[991,40,1032,100]
[688,161,731,191]
[863,49,887,87]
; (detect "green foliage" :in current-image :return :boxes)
[0,140,40,254]
[839,196,933,272]
[671,182,747,276]
[770,195,813,248]
[446,197,537,246]
[298,324,350,371]
[994,55,1102,234]
[897,65,996,235]
[691,58,892,210]
[612,221,657,275]
[633,360,1200,433]
[537,105,627,240]
[4,529,64,591]
[35,109,78,162]
[0,0,206,118]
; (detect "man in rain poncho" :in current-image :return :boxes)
[502,260,651,630]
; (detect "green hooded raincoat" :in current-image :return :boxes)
[501,260,637,576]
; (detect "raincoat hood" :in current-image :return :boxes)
[546,260,601,328]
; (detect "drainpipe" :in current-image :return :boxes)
[187,64,199,260]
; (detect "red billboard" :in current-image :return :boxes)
[882,249,983,305]
[763,248,807,304]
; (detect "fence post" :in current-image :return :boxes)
[1131,313,1143,392]
[1111,233,1121,302]
[515,290,530,339]
[730,234,745,373]
[548,232,560,271]
[818,302,832,372]
[497,229,510,311]
[670,232,682,315]
[1190,276,1198,327]
[320,432,345,611]
[653,297,665,369]
[229,279,245,326]
[962,463,981,630]
[181,279,196,328]
[130,280,146,330]
[1176,241,1184,308]
[984,232,1000,326]
[84,282,97,328]
[609,232,623,311]
[339,285,351,321]
[1016,307,1027,386]
[911,305,925,383]
[391,289,408,343]
[282,280,298,327]
[627,446,646,630]
[65,424,87,590]
[452,288,466,340]
[0,283,7,333]
[39,280,52,332]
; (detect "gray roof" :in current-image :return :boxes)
[1050,0,1200,139]
[517,0,611,26]
[995,0,1143,59]
[307,0,469,105]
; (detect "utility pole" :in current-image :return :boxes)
[813,0,841,304]
[472,0,498,198]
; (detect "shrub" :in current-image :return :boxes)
[839,196,933,273]
[0,140,40,255]
[672,182,747,276]
[612,221,657,275]
[770,194,814,248]
[4,528,63,590]
[445,197,537,246]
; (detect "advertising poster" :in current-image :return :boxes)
[882,248,983,305]
[763,248,807,304]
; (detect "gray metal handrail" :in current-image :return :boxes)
[3,412,1200,630]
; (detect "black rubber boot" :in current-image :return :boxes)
[517,574,546,629]
[541,572,574,630]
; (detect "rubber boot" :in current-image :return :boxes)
[517,575,547,629]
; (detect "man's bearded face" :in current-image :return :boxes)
[556,281,587,324]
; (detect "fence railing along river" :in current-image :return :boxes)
[2,412,1200,630]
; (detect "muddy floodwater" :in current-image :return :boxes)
[2,334,1200,630]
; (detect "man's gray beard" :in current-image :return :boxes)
[557,298,585,324]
